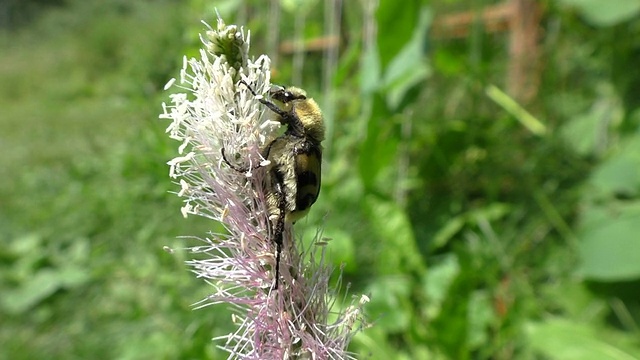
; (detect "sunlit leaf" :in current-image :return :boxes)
[376,0,421,68]
[560,85,624,157]
[360,44,381,94]
[358,95,398,192]
[560,112,602,156]
[527,318,640,360]
[590,136,640,198]
[559,0,640,27]
[383,7,432,110]
[578,201,640,281]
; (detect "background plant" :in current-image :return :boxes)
[1,0,639,359]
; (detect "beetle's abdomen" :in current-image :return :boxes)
[287,142,321,223]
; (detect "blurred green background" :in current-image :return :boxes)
[2,0,640,358]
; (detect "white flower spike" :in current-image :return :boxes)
[160,17,368,359]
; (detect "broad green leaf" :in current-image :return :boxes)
[560,85,624,157]
[360,43,381,94]
[527,318,640,360]
[578,135,640,280]
[358,95,398,192]
[578,201,640,281]
[590,136,640,197]
[376,0,421,69]
[560,112,602,156]
[383,7,432,110]
[559,0,640,27]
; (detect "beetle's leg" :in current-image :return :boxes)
[220,147,251,172]
[269,170,287,291]
[239,80,289,119]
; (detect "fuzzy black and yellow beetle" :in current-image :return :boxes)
[222,80,325,289]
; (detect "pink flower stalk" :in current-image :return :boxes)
[159,18,368,359]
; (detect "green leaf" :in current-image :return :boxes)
[281,0,319,13]
[467,290,495,349]
[578,135,640,281]
[1,267,89,315]
[382,7,432,110]
[354,325,414,359]
[360,41,382,94]
[376,0,421,69]
[560,86,624,157]
[422,254,460,319]
[432,203,510,250]
[358,95,398,192]
[363,195,424,274]
[589,136,640,198]
[365,276,412,332]
[560,112,603,156]
[304,226,356,271]
[559,0,640,27]
[526,318,640,360]
[578,201,640,281]
[432,216,466,250]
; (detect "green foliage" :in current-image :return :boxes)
[0,1,227,358]
[578,136,640,281]
[2,0,640,359]
[558,0,640,27]
[527,318,640,359]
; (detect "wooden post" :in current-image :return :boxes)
[432,0,542,104]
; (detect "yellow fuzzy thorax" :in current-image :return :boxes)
[293,98,325,143]
[273,86,325,143]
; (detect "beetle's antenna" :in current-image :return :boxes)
[239,79,259,96]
